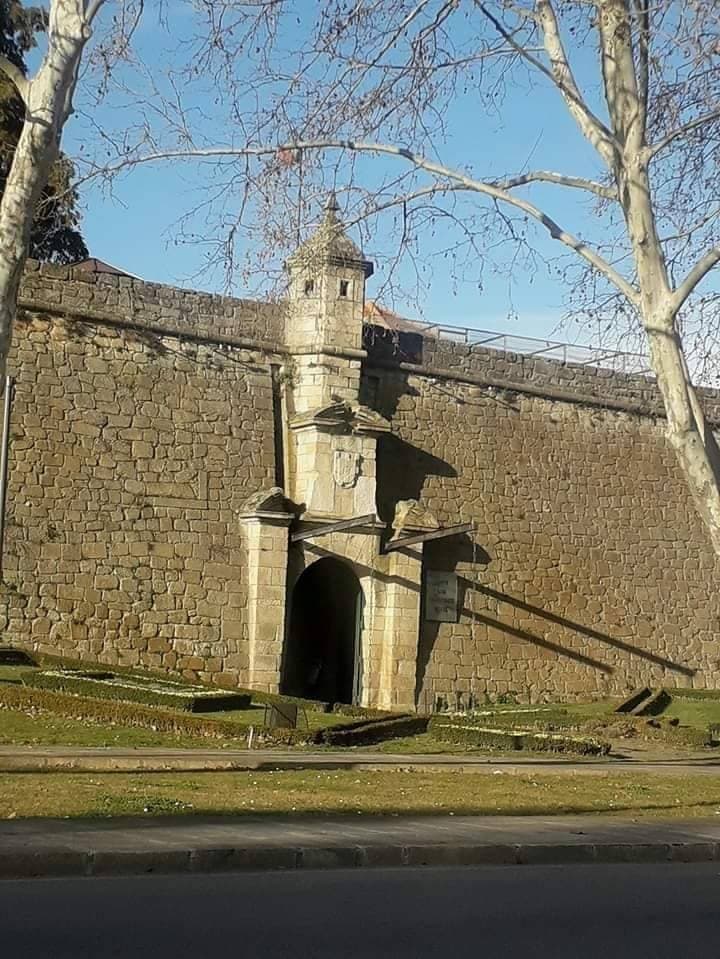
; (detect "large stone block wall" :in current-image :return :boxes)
[19,260,286,346]
[367,360,720,704]
[2,300,279,687]
[422,334,720,420]
[6,263,720,706]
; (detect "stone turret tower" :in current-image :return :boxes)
[284,195,388,516]
[285,193,373,411]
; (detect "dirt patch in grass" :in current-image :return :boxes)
[2,770,720,820]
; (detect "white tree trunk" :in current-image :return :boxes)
[646,322,720,554]
[620,158,720,551]
[0,0,93,374]
[624,171,720,551]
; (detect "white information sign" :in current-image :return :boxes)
[425,571,458,623]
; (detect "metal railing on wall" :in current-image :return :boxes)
[417,323,653,377]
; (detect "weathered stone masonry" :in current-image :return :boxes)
[5,263,282,689]
[3,214,720,708]
[368,339,720,706]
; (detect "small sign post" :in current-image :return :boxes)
[425,571,459,623]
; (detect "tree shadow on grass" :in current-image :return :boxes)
[18,797,720,828]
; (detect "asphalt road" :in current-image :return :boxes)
[3,863,720,958]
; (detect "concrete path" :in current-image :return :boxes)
[3,812,720,879]
[1,743,719,774]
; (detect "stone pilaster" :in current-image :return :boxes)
[374,500,443,710]
[376,543,424,711]
[239,489,293,692]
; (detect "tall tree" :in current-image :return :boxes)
[0,1,87,264]
[114,0,720,555]
[3,1,720,557]
[0,0,111,380]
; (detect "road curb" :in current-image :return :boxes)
[1,840,718,879]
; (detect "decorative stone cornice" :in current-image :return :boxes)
[289,399,391,436]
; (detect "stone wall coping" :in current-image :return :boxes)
[22,259,269,310]
[23,282,705,424]
[289,345,368,360]
[365,355,720,426]
[17,294,285,359]
[19,261,720,423]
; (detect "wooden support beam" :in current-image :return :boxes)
[291,513,378,543]
[383,522,474,552]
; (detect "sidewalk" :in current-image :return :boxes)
[1,744,719,774]
[3,812,720,879]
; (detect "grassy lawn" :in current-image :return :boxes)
[3,650,718,755]
[664,698,720,729]
[435,698,720,745]
[209,708,351,731]
[0,665,31,684]
[0,659,355,749]
[0,707,244,749]
[2,770,720,820]
[545,697,720,733]
[0,704,354,749]
[364,733,487,755]
[360,732,595,758]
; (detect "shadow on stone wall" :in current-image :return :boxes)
[414,543,696,706]
[414,532,490,705]
[376,434,457,525]
[362,365,460,525]
[464,580,697,678]
[465,582,697,679]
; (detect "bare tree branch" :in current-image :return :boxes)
[495,170,617,199]
[674,247,720,311]
[477,0,618,167]
[85,0,109,23]
[648,108,720,160]
[74,137,638,303]
[632,0,649,136]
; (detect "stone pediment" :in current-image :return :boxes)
[352,404,392,436]
[290,400,390,436]
[391,499,441,534]
[240,486,294,517]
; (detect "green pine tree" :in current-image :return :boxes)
[0,0,88,263]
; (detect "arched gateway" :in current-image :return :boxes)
[239,196,427,713]
[281,558,363,705]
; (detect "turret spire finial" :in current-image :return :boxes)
[324,190,340,214]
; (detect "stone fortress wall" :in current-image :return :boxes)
[5,263,282,687]
[3,259,719,703]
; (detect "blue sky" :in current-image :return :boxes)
[62,3,617,348]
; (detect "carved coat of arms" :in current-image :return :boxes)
[333,449,362,489]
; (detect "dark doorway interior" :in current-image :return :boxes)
[282,558,362,705]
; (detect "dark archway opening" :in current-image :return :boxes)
[281,558,362,705]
